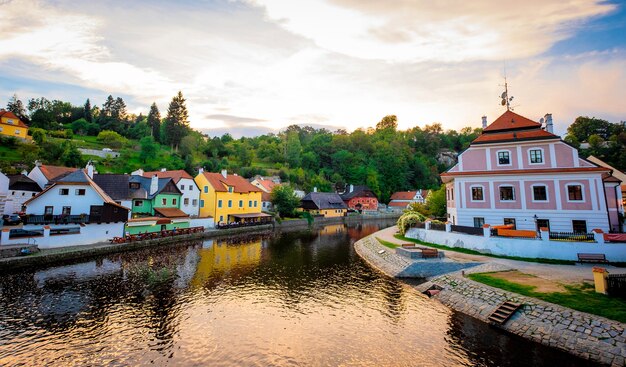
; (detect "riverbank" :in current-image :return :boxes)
[354,226,626,366]
[0,213,400,272]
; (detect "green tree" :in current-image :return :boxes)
[84,98,93,123]
[285,131,302,167]
[97,130,126,149]
[270,185,301,217]
[376,115,397,131]
[235,141,253,167]
[139,136,158,164]
[6,94,28,120]
[163,91,190,150]
[61,142,85,167]
[567,116,614,141]
[426,184,447,218]
[31,129,46,145]
[147,102,161,142]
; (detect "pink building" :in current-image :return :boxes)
[441,110,623,233]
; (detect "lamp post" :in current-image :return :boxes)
[533,214,539,238]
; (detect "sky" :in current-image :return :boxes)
[0,0,625,137]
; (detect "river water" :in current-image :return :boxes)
[0,220,592,366]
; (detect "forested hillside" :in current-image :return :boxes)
[2,93,624,203]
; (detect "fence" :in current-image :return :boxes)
[549,231,595,242]
[430,222,446,231]
[9,228,44,239]
[450,224,483,236]
[24,214,90,225]
[607,274,626,298]
[414,221,425,229]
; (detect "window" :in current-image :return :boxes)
[499,186,515,201]
[15,129,21,135]
[134,200,143,207]
[75,189,86,196]
[536,219,550,232]
[62,206,71,215]
[162,198,167,205]
[249,200,252,207]
[204,186,208,193]
[529,149,543,164]
[254,201,258,207]
[219,215,223,223]
[471,186,484,201]
[130,182,140,189]
[44,206,53,215]
[228,186,234,193]
[218,200,223,208]
[173,198,177,206]
[180,185,184,191]
[228,200,232,208]
[473,217,485,228]
[239,200,243,208]
[572,220,587,233]
[192,199,198,206]
[189,185,193,191]
[503,218,516,229]
[7,119,14,124]
[567,185,583,201]
[451,188,454,200]
[184,198,189,205]
[532,186,547,201]
[200,200,204,208]
[497,151,510,165]
[59,188,69,195]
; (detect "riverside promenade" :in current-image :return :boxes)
[354,225,626,366]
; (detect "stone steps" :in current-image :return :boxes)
[488,301,521,324]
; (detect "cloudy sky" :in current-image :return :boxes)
[1,0,625,137]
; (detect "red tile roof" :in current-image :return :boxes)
[202,172,262,193]
[388,202,409,207]
[39,165,78,181]
[472,129,558,144]
[142,170,193,183]
[390,191,417,200]
[154,207,189,218]
[0,110,29,128]
[261,191,271,202]
[482,110,542,132]
[255,179,278,192]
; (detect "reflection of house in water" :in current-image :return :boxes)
[319,224,344,236]
[191,239,262,287]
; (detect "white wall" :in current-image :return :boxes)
[27,166,48,189]
[189,217,214,229]
[26,184,103,215]
[177,178,200,217]
[406,228,626,262]
[1,222,124,249]
[4,189,39,214]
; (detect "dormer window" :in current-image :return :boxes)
[228,186,234,193]
[130,182,140,189]
[7,119,14,124]
[497,151,511,165]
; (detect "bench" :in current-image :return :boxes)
[421,248,439,258]
[401,243,416,248]
[577,253,608,263]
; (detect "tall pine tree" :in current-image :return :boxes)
[164,91,189,150]
[84,99,92,122]
[6,94,28,120]
[147,102,161,142]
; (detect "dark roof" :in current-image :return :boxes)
[130,175,181,199]
[340,185,377,200]
[7,174,41,192]
[93,174,140,201]
[56,170,90,183]
[301,192,348,210]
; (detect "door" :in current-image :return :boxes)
[89,205,103,223]
[536,219,550,232]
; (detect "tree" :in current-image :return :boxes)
[285,131,302,167]
[139,136,158,164]
[163,91,190,150]
[235,141,253,166]
[376,115,397,131]
[61,142,85,167]
[6,94,27,120]
[147,102,161,142]
[425,184,447,218]
[31,129,46,145]
[97,130,126,149]
[270,185,301,217]
[567,116,614,141]
[84,99,93,123]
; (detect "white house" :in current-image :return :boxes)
[388,190,430,211]
[441,110,622,233]
[3,174,42,215]
[0,171,8,216]
[250,176,280,212]
[134,169,200,217]
[28,162,77,189]
[24,164,129,223]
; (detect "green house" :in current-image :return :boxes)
[129,175,185,217]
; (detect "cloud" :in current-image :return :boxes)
[249,0,616,62]
[206,114,267,124]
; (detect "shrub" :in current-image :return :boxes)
[397,212,426,235]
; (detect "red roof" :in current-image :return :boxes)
[388,202,409,207]
[142,170,193,183]
[261,191,271,202]
[390,191,417,200]
[472,129,558,144]
[255,179,278,192]
[0,110,29,128]
[482,110,542,132]
[39,165,77,181]
[154,207,189,218]
[202,172,261,193]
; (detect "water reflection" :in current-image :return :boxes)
[0,220,589,366]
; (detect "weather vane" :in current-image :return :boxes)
[500,65,514,111]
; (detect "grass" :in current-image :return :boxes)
[376,237,399,249]
[395,234,575,265]
[468,272,626,323]
[0,145,21,161]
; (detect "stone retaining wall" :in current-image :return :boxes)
[419,275,626,366]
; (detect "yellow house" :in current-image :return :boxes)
[0,110,31,141]
[195,169,270,224]
[300,192,348,218]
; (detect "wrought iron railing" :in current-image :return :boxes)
[414,221,425,229]
[548,231,595,242]
[23,214,90,225]
[430,222,446,231]
[450,225,483,236]
[9,228,44,239]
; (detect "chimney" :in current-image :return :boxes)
[21,169,28,175]
[86,161,94,179]
[35,160,42,167]
[198,167,204,174]
[160,168,167,172]
[544,113,553,133]
[349,184,354,193]
[131,168,144,176]
[150,174,159,195]
[221,169,227,179]
[314,186,318,192]
[481,116,487,129]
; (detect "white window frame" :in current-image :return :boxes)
[59,188,69,195]
[496,150,512,166]
[14,129,20,135]
[499,185,516,201]
[566,183,585,202]
[469,185,485,202]
[531,184,549,202]
[528,147,544,165]
[75,188,86,196]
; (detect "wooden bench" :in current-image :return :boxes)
[421,248,439,258]
[577,253,608,263]
[401,243,416,248]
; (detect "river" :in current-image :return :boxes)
[0,220,592,366]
